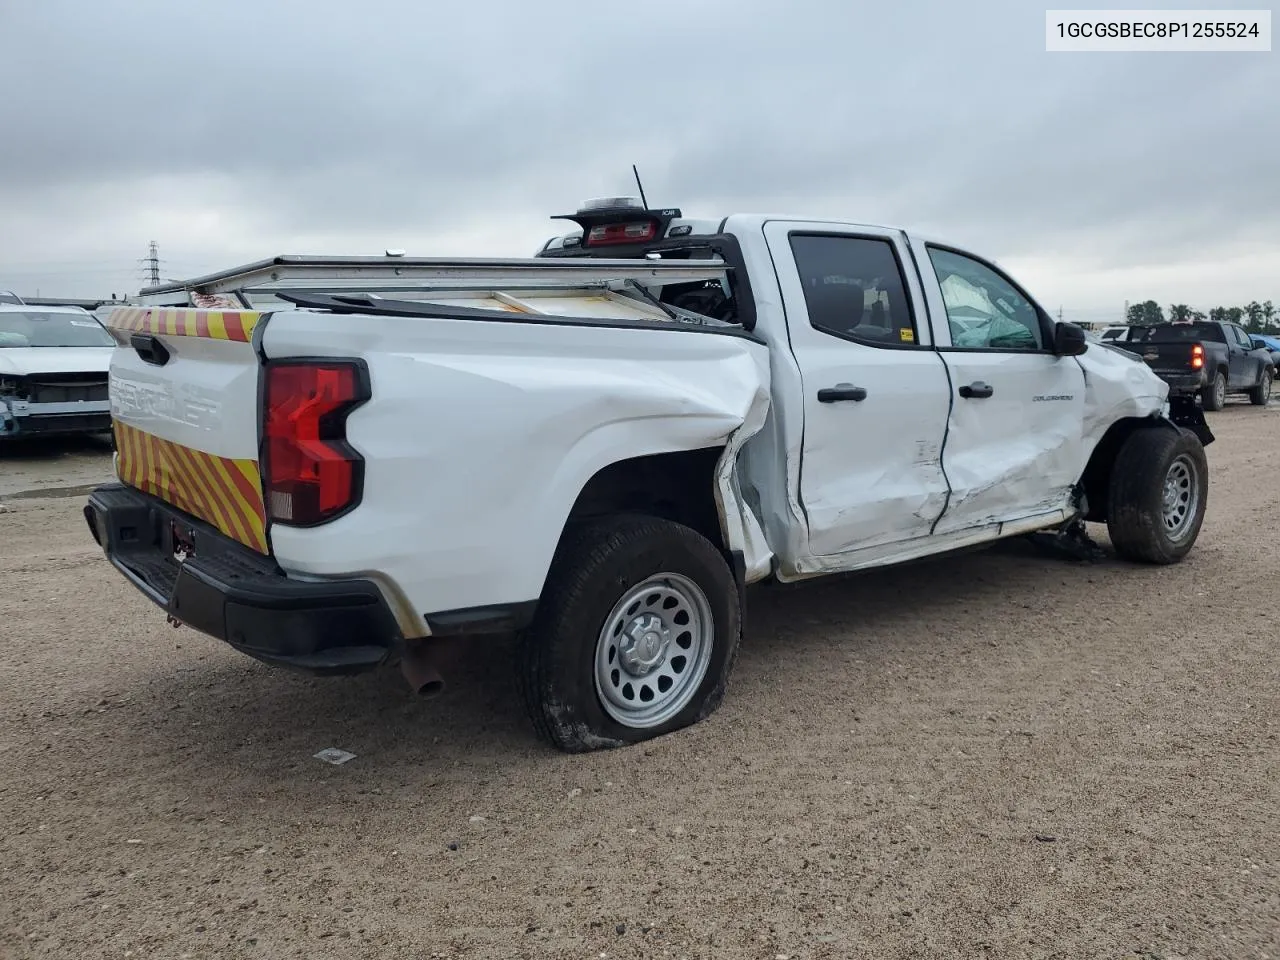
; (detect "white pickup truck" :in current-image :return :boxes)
[86,198,1214,752]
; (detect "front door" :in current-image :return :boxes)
[907,240,1088,536]
[764,221,951,558]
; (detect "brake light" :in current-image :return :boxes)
[1190,344,1204,369]
[585,221,657,246]
[263,360,369,525]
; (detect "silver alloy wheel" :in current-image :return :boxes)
[1262,375,1272,403]
[594,573,714,729]
[1161,454,1200,542]
[1213,373,1226,407]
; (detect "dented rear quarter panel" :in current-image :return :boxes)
[259,309,772,635]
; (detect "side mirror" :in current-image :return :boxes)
[1054,321,1088,356]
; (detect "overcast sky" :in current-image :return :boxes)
[1,0,1275,321]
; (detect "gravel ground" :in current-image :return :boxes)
[1,405,1277,960]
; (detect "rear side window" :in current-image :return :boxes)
[1132,323,1226,344]
[789,234,918,347]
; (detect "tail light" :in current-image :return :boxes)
[262,360,369,526]
[1190,344,1204,369]
[586,221,657,246]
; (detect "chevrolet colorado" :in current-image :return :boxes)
[85,199,1214,752]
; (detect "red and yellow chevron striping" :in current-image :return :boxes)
[113,421,269,554]
[102,307,263,343]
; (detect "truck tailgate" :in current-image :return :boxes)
[1116,341,1198,375]
[100,307,269,554]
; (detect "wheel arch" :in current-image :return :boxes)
[1079,416,1181,523]
[565,447,729,551]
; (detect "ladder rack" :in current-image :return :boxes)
[137,255,732,308]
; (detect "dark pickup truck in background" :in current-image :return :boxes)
[1111,321,1274,410]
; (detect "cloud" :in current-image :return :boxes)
[1,0,1275,314]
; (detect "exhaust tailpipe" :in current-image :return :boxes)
[400,642,446,698]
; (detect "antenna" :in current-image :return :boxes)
[632,164,649,210]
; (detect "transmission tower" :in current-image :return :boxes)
[142,241,161,288]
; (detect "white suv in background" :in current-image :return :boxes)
[0,305,115,440]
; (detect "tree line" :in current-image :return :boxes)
[1125,299,1279,334]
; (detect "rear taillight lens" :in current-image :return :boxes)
[1191,344,1204,369]
[586,221,657,246]
[263,360,369,525]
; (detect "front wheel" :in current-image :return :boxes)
[1201,371,1227,411]
[1249,370,1273,406]
[517,515,741,752]
[1106,427,1208,564]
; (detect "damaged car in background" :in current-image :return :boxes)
[85,199,1215,753]
[0,305,114,440]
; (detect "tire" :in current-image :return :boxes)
[1200,370,1227,411]
[1249,369,1273,405]
[1106,427,1208,564]
[517,515,741,753]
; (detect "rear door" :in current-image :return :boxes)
[907,239,1086,536]
[763,221,951,558]
[100,307,269,553]
[1227,324,1262,385]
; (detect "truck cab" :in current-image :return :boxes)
[537,199,1212,572]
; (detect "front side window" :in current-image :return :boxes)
[927,248,1044,351]
[789,234,919,347]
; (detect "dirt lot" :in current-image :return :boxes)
[1,409,1277,960]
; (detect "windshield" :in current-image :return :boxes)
[0,311,115,348]
[1129,322,1226,344]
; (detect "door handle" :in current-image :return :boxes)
[959,381,994,399]
[817,383,868,403]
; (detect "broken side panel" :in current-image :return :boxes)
[932,352,1087,535]
[760,220,952,560]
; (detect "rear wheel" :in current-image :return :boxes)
[517,515,741,752]
[1106,427,1208,564]
[1249,370,1273,405]
[1201,370,1227,411]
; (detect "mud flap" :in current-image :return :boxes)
[1167,395,1214,447]
[729,548,748,620]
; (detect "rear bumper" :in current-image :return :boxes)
[1155,371,1207,395]
[85,483,402,674]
